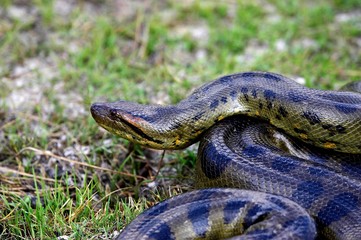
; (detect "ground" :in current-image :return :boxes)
[0,0,360,239]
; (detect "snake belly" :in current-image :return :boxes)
[90,71,361,240]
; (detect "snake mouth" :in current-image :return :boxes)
[90,102,165,148]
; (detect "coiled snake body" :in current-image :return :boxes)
[91,72,361,239]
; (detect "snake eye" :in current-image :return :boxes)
[110,109,118,117]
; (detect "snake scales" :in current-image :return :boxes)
[90,71,361,239]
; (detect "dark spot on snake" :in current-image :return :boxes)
[335,125,346,134]
[230,90,237,99]
[278,106,288,118]
[275,114,281,120]
[267,196,287,209]
[334,103,358,114]
[263,90,276,101]
[323,124,341,136]
[317,192,358,226]
[188,202,210,237]
[259,102,263,110]
[267,101,273,110]
[191,127,206,134]
[264,72,282,82]
[132,106,183,123]
[168,121,182,130]
[302,111,321,125]
[201,142,232,179]
[144,201,168,217]
[244,93,249,102]
[292,181,324,209]
[210,99,219,110]
[252,89,257,98]
[321,124,333,130]
[294,128,307,134]
[328,131,337,137]
[190,189,222,202]
[192,111,205,121]
[221,96,228,103]
[162,105,183,114]
[241,87,248,93]
[200,83,214,93]
[219,75,233,84]
[288,91,309,102]
[223,200,247,224]
[271,156,297,173]
[213,189,236,198]
[241,72,257,78]
[242,145,266,158]
[148,222,175,240]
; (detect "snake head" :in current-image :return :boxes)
[91,101,184,149]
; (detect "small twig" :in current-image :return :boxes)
[152,150,165,181]
[68,192,98,222]
[0,118,16,131]
[343,69,361,77]
[18,147,146,180]
[94,188,128,207]
[0,202,20,222]
[0,166,57,182]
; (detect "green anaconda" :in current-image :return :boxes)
[90,71,361,239]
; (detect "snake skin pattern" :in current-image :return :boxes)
[196,116,361,239]
[117,188,316,239]
[90,72,361,239]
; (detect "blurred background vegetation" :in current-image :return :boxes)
[0,0,360,239]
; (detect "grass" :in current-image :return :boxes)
[0,0,360,239]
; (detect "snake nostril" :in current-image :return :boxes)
[90,104,100,114]
[91,103,108,118]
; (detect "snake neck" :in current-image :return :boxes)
[90,97,243,150]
